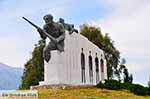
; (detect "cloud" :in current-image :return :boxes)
[92,0,150,85]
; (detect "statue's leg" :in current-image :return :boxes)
[43,45,50,62]
[43,42,56,62]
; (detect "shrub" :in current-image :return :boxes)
[97,79,150,96]
[104,79,121,90]
[120,82,133,90]
[147,87,150,95]
[130,84,148,96]
[96,81,105,88]
[97,79,122,90]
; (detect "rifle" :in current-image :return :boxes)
[22,17,56,42]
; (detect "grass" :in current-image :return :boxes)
[38,88,150,99]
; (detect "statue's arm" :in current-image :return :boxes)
[70,24,78,34]
[56,24,65,42]
[56,32,65,42]
[37,25,47,40]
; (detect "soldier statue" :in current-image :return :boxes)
[59,18,78,35]
[23,14,66,62]
[37,14,65,62]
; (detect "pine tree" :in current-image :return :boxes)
[148,76,150,87]
[20,39,45,89]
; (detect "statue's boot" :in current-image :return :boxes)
[43,50,51,62]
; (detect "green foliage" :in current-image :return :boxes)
[97,80,121,90]
[20,40,45,89]
[130,84,148,96]
[96,81,105,89]
[118,58,133,83]
[120,82,133,90]
[148,87,150,95]
[123,68,130,82]
[97,79,150,96]
[104,79,121,90]
[148,77,150,87]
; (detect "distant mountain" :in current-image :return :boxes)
[0,62,23,90]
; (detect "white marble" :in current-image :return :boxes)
[39,31,107,86]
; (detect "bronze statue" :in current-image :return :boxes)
[59,18,78,34]
[23,14,65,62]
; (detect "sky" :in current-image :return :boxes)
[0,0,149,86]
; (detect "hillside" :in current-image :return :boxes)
[0,62,23,90]
[38,88,150,99]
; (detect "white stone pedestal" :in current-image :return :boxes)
[39,50,63,85]
[38,31,107,86]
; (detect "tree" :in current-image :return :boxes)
[80,24,133,82]
[129,74,133,83]
[148,76,150,87]
[118,58,133,83]
[80,24,120,79]
[123,68,129,82]
[20,39,45,89]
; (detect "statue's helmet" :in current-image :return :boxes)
[59,18,64,23]
[43,14,53,24]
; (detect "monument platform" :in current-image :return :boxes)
[31,84,95,90]
[38,31,107,87]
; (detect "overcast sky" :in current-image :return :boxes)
[0,0,149,86]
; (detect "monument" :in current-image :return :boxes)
[23,14,107,87]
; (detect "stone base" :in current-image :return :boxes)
[39,50,65,86]
[30,84,95,90]
[38,31,108,86]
